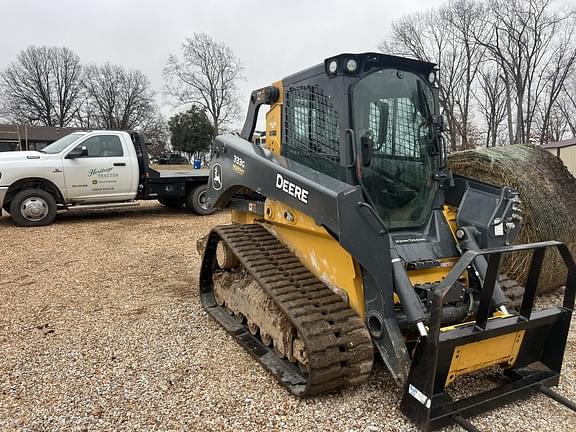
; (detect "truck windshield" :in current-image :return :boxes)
[40,133,84,154]
[352,69,438,229]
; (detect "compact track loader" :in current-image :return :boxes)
[198,53,576,431]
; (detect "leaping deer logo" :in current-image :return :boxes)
[212,163,223,191]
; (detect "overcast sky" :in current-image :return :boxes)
[0,0,445,128]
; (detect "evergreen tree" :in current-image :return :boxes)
[168,106,215,160]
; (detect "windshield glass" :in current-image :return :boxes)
[40,133,84,154]
[353,69,438,229]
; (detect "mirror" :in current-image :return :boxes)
[431,114,446,157]
[419,134,438,157]
[360,132,373,167]
[67,145,88,159]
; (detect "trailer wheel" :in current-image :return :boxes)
[158,197,184,209]
[186,184,215,215]
[9,189,57,227]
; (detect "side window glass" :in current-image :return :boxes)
[284,85,343,179]
[72,135,124,158]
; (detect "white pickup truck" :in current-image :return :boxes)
[0,130,211,226]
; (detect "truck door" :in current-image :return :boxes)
[62,134,134,202]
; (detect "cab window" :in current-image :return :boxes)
[72,135,124,158]
[283,85,344,179]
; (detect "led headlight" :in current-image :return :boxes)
[328,60,338,74]
[428,71,436,84]
[346,58,358,73]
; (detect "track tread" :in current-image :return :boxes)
[200,223,374,396]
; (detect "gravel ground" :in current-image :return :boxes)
[1,202,575,431]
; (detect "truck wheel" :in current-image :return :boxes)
[158,198,184,209]
[9,189,57,227]
[186,184,216,215]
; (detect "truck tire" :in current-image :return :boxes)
[158,197,184,209]
[186,184,216,215]
[9,189,57,227]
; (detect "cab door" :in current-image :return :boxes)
[62,134,134,202]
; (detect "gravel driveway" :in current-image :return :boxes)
[1,203,575,431]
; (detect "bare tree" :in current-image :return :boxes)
[82,63,158,130]
[474,64,507,147]
[554,75,576,138]
[539,101,569,142]
[535,21,576,143]
[0,46,82,126]
[163,33,243,135]
[442,0,489,149]
[380,0,576,148]
[477,0,567,144]
[139,106,169,148]
[74,93,98,129]
[380,0,486,151]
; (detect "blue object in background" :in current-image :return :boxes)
[193,159,202,169]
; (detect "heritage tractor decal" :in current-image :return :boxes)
[88,167,118,178]
[87,167,118,191]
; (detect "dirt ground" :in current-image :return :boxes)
[1,202,575,431]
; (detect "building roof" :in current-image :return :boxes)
[0,124,85,142]
[542,138,576,149]
[0,124,154,145]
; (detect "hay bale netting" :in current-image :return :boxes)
[447,144,576,295]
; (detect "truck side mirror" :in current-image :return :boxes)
[67,146,88,159]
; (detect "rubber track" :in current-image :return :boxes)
[200,224,374,396]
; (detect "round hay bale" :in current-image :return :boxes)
[448,144,576,295]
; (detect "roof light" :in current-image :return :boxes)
[346,58,358,73]
[328,60,338,75]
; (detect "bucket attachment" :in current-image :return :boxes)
[400,241,576,431]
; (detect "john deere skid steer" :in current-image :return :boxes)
[198,53,576,431]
